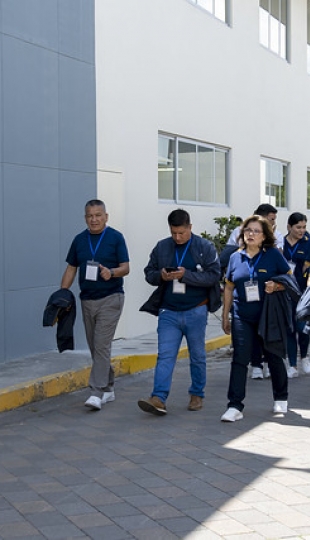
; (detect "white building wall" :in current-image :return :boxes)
[95,0,310,338]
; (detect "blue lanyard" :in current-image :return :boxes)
[88,227,108,259]
[287,241,299,261]
[245,251,262,281]
[175,238,192,267]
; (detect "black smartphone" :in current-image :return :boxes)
[165,267,178,273]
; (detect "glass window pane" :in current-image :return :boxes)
[259,6,269,48]
[280,0,286,24]
[270,9,280,55]
[178,141,197,201]
[270,0,280,20]
[198,146,213,202]
[260,157,287,208]
[214,0,226,22]
[214,150,226,203]
[198,0,213,12]
[158,135,175,200]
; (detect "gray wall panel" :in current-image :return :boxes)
[0,0,96,362]
[3,164,59,290]
[2,0,58,50]
[5,287,59,359]
[58,0,95,63]
[0,296,4,363]
[0,166,4,362]
[2,35,59,168]
[5,285,87,359]
[59,170,97,266]
[59,56,96,173]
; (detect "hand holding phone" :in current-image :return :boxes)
[165,267,178,273]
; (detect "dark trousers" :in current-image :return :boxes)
[227,317,288,411]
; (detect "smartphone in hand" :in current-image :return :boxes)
[165,267,178,273]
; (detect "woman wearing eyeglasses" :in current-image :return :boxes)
[283,212,310,378]
[221,215,291,422]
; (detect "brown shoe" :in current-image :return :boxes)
[138,396,167,416]
[188,395,203,411]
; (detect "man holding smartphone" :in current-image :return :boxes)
[138,209,221,415]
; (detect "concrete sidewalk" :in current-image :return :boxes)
[0,345,310,539]
[0,312,230,412]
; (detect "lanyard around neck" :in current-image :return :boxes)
[88,227,108,259]
[175,238,192,267]
[287,240,299,260]
[245,251,262,281]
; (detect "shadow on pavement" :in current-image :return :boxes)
[0,357,310,539]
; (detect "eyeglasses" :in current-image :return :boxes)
[244,228,263,235]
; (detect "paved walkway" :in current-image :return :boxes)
[1,340,310,538]
[0,312,229,412]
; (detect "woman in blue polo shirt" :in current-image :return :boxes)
[283,212,310,378]
[221,215,291,422]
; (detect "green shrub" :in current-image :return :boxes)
[201,215,242,253]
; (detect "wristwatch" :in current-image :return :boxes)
[110,269,115,278]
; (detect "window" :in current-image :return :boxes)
[187,0,227,23]
[260,157,287,208]
[259,0,287,59]
[308,0,310,73]
[158,133,228,204]
[307,169,310,210]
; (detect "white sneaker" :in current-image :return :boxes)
[287,366,298,378]
[101,390,115,404]
[251,367,263,379]
[301,358,310,374]
[263,364,270,378]
[221,408,243,422]
[273,400,288,414]
[85,396,102,410]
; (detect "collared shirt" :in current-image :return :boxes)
[226,247,290,322]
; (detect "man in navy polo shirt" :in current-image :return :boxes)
[61,199,130,410]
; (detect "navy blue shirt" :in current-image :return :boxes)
[162,243,208,311]
[283,235,310,292]
[66,227,129,300]
[226,247,290,322]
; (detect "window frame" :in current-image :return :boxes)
[260,155,288,209]
[158,132,229,206]
[186,0,229,25]
[259,0,288,60]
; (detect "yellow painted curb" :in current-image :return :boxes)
[0,335,231,413]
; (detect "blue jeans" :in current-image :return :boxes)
[152,305,208,403]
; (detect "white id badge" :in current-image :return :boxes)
[244,281,260,302]
[173,279,186,294]
[85,261,99,281]
[288,261,296,273]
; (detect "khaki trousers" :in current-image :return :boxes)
[81,293,124,397]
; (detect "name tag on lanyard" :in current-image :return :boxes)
[86,261,99,281]
[244,281,260,302]
[173,279,186,294]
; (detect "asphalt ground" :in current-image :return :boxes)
[0,345,310,539]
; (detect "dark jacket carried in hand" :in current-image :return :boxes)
[43,289,76,352]
[258,274,301,358]
[140,233,221,316]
